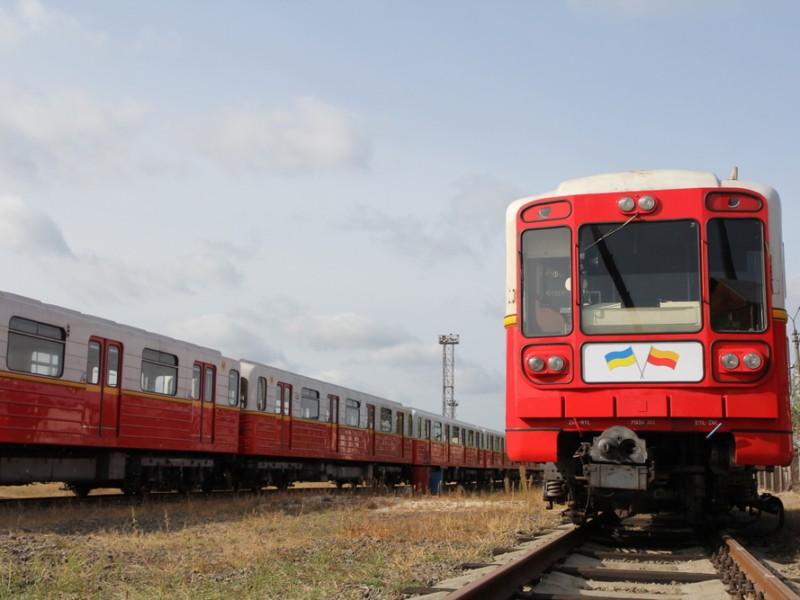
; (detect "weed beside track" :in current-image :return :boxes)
[0,488,560,600]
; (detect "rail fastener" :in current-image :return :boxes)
[716,535,799,600]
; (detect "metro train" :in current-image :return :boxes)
[0,291,514,496]
[504,170,794,523]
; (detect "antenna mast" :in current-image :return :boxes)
[439,334,460,419]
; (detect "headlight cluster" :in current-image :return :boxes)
[720,351,764,371]
[527,355,566,373]
[716,345,768,383]
[617,195,657,213]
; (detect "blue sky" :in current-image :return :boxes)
[0,0,797,429]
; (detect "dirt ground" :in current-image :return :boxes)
[743,491,800,592]
[0,487,560,600]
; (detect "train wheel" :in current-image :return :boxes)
[122,481,151,497]
[69,483,93,498]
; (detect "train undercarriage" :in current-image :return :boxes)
[542,426,784,528]
[0,445,509,496]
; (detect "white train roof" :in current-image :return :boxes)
[0,290,222,358]
[505,169,785,315]
[240,359,403,408]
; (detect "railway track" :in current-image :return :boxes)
[406,515,799,600]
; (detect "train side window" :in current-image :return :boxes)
[227,369,239,406]
[708,218,766,332]
[272,384,282,413]
[239,377,248,408]
[379,407,392,432]
[191,365,200,399]
[327,394,338,423]
[204,367,215,402]
[345,398,360,426]
[106,346,119,387]
[521,227,572,336]
[468,430,474,447]
[7,316,66,378]
[257,377,267,411]
[433,421,443,442]
[301,387,320,419]
[395,412,404,435]
[141,348,178,396]
[460,429,466,446]
[445,425,450,444]
[407,413,413,437]
[87,341,101,384]
[452,426,460,445]
[425,419,431,440]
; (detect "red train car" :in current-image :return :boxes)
[504,170,793,522]
[0,291,514,495]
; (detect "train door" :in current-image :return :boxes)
[192,362,216,444]
[367,404,375,456]
[278,382,292,449]
[88,337,122,438]
[329,394,339,453]
[425,419,432,459]
[397,412,405,458]
[202,365,215,443]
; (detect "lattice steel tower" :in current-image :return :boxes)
[439,334,460,419]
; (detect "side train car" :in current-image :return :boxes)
[0,291,513,495]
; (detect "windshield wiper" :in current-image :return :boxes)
[584,213,638,251]
[587,223,635,308]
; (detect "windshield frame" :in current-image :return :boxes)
[578,218,703,336]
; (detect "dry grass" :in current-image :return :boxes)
[0,488,560,599]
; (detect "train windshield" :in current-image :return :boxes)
[521,227,572,337]
[707,218,766,332]
[579,220,701,334]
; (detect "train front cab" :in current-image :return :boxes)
[504,171,794,519]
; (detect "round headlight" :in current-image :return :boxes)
[547,355,565,372]
[528,356,545,372]
[638,195,656,212]
[721,353,739,370]
[743,353,763,370]
[618,196,635,212]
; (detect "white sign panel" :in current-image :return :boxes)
[582,342,703,383]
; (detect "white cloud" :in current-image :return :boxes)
[457,362,503,396]
[0,89,148,183]
[0,195,72,255]
[348,175,518,263]
[0,194,248,303]
[368,341,441,368]
[0,0,106,46]
[167,313,284,365]
[204,97,370,173]
[282,312,406,350]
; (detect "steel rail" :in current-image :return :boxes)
[445,525,587,600]
[721,535,800,600]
